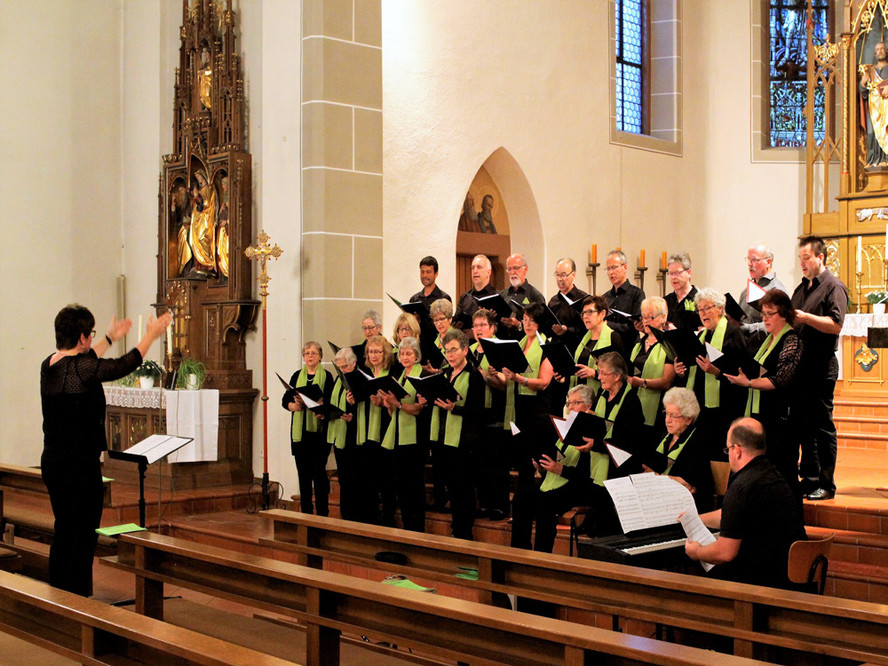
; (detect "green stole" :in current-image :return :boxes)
[630,340,667,426]
[570,324,613,394]
[327,378,348,449]
[504,333,546,425]
[745,323,792,416]
[594,383,630,440]
[430,368,470,447]
[434,327,456,368]
[540,436,609,492]
[290,368,327,442]
[381,364,422,450]
[687,317,726,408]
[655,427,695,475]
[357,367,389,444]
[470,339,494,409]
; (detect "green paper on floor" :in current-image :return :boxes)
[96,523,146,537]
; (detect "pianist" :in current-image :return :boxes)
[685,417,806,589]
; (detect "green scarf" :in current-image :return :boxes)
[504,333,546,425]
[630,340,667,426]
[656,426,695,475]
[381,364,422,450]
[540,437,609,492]
[357,367,389,444]
[430,368,470,447]
[327,378,348,449]
[570,324,613,394]
[687,317,726,409]
[594,383,630,442]
[290,368,327,442]
[745,323,792,416]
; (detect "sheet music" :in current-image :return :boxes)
[603,477,648,533]
[747,279,766,303]
[606,443,632,468]
[124,434,194,465]
[552,411,577,440]
[297,391,321,409]
[705,341,723,362]
[679,511,716,572]
[509,421,520,436]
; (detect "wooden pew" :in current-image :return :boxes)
[103,531,765,666]
[0,569,297,665]
[0,463,114,578]
[260,509,888,665]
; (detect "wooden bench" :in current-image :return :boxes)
[260,509,888,665]
[0,568,297,665]
[103,531,764,666]
[0,463,114,578]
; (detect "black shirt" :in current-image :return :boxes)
[603,281,645,351]
[665,286,701,330]
[790,270,848,364]
[410,284,452,343]
[547,286,589,349]
[715,455,806,589]
[455,283,498,330]
[499,280,546,341]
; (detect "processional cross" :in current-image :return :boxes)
[245,230,283,509]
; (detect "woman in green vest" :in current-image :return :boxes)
[425,298,455,509]
[642,387,713,513]
[724,289,802,495]
[419,329,486,540]
[381,337,427,532]
[626,297,676,434]
[569,295,623,394]
[358,335,394,525]
[329,347,359,520]
[424,298,455,372]
[520,384,607,552]
[282,341,333,516]
[672,288,747,460]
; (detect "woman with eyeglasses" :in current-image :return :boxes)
[282,341,334,517]
[724,289,803,496]
[498,302,555,548]
[425,298,456,372]
[643,388,713,513]
[356,334,395,524]
[626,297,676,434]
[569,295,623,395]
[328,347,360,521]
[41,304,171,595]
[424,298,456,509]
[518,385,609,553]
[381,337,427,531]
[673,288,747,459]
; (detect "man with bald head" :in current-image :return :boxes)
[685,417,806,589]
[499,253,545,340]
[454,254,498,339]
[737,243,786,346]
[547,257,588,349]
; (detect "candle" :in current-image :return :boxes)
[639,250,646,268]
[166,317,173,356]
[137,315,143,341]
[590,244,597,264]
[661,251,667,270]
[857,236,863,273]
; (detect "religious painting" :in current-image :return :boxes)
[857,0,888,167]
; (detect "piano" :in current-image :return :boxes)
[576,524,694,569]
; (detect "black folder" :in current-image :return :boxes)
[387,292,428,319]
[407,372,462,404]
[550,410,608,449]
[541,342,577,377]
[364,374,410,401]
[478,337,529,373]
[651,326,704,365]
[724,293,746,323]
[474,293,517,320]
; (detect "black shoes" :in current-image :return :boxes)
[806,488,835,501]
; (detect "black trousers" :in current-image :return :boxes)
[395,444,427,532]
[41,449,105,597]
[440,443,476,540]
[797,356,838,493]
[292,433,331,516]
[333,446,358,521]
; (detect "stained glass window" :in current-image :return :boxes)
[769,0,830,147]
[616,0,645,134]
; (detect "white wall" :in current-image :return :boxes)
[0,1,123,465]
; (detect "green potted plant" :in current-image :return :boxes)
[176,356,207,390]
[867,290,888,315]
[134,359,164,389]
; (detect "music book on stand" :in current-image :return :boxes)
[108,434,193,466]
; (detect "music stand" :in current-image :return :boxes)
[107,434,192,527]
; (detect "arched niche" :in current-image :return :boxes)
[454,147,544,296]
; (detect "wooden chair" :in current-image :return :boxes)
[710,461,731,508]
[788,532,834,595]
[564,506,590,556]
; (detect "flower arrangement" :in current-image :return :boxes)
[133,359,164,379]
[176,356,207,390]
[866,290,888,305]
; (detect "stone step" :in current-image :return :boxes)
[827,560,888,604]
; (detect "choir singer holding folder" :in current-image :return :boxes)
[41,304,171,596]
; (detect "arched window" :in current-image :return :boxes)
[615,0,647,134]
[769,0,830,147]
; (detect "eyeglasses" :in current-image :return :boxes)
[581,309,600,316]
[697,305,719,314]
[361,325,379,332]
[597,369,616,377]
[506,265,526,273]
[761,309,779,319]
[604,264,624,273]
[668,270,687,278]
[443,346,463,355]
[566,399,587,407]
[554,271,575,279]
[88,330,97,339]
[398,326,413,333]
[641,314,660,321]
[663,410,685,420]
[745,256,767,265]
[432,316,450,324]
[723,444,741,455]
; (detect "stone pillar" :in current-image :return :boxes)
[302,0,383,347]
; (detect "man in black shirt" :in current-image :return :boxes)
[409,255,451,344]
[686,417,806,589]
[454,254,498,339]
[665,251,701,330]
[498,253,545,340]
[602,250,645,352]
[547,257,588,349]
[791,236,848,501]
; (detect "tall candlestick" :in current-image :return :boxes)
[857,236,863,273]
[590,244,597,264]
[639,249,646,268]
[137,315,143,341]
[661,251,667,271]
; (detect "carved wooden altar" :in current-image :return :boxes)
[107,0,257,488]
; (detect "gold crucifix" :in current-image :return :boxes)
[245,230,283,309]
